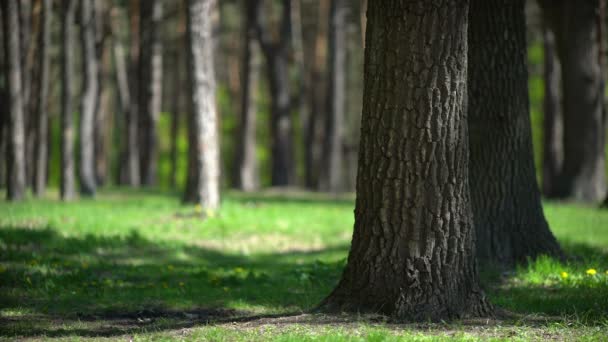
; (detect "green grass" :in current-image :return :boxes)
[1,189,607,340]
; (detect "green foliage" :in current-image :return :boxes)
[0,190,607,340]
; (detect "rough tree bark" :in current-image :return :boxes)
[320,0,347,193]
[79,0,98,197]
[541,0,606,202]
[183,0,220,210]
[138,0,163,186]
[541,23,563,198]
[233,0,261,191]
[255,0,295,186]
[319,0,491,320]
[2,0,26,201]
[468,0,563,267]
[33,0,51,197]
[60,0,76,200]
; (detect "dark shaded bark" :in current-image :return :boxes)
[2,0,27,201]
[541,23,563,198]
[112,19,132,186]
[125,0,141,187]
[183,0,220,210]
[94,1,111,186]
[255,0,295,187]
[18,0,35,189]
[33,0,51,197]
[233,0,261,191]
[79,0,98,197]
[320,0,491,320]
[60,0,77,201]
[541,0,606,202]
[319,0,347,193]
[138,0,163,186]
[468,0,563,267]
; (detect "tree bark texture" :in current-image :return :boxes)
[320,0,347,193]
[256,0,295,187]
[2,0,27,200]
[233,0,261,192]
[320,0,491,320]
[468,0,563,267]
[33,0,51,197]
[60,0,76,200]
[542,0,606,202]
[79,0,98,197]
[138,0,163,186]
[183,0,220,210]
[541,23,563,198]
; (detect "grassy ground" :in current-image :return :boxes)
[0,189,607,341]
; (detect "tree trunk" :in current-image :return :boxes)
[468,0,563,267]
[79,0,98,197]
[138,0,163,186]
[320,0,347,193]
[542,0,606,202]
[320,0,491,320]
[60,0,76,201]
[33,0,51,197]
[125,0,141,187]
[233,0,261,191]
[256,0,295,187]
[94,1,111,187]
[18,0,35,190]
[169,52,183,189]
[541,23,563,198]
[112,23,132,186]
[2,0,27,201]
[183,0,220,211]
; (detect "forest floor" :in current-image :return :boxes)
[0,188,607,341]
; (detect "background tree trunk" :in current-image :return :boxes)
[541,23,563,198]
[183,0,220,210]
[79,0,98,197]
[60,0,76,200]
[233,0,261,192]
[94,1,111,187]
[138,0,163,186]
[319,0,347,193]
[320,0,491,320]
[256,0,295,187]
[468,0,563,267]
[542,0,606,202]
[33,0,51,197]
[125,0,141,187]
[2,0,27,201]
[169,51,183,189]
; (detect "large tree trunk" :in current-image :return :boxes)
[468,0,563,267]
[79,0,98,197]
[319,0,347,193]
[256,0,295,187]
[541,23,563,198]
[60,0,76,200]
[183,0,220,210]
[542,0,606,202]
[233,0,261,191]
[320,0,491,320]
[138,0,163,186]
[33,0,51,197]
[2,0,27,201]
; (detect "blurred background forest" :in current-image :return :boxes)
[1,0,605,201]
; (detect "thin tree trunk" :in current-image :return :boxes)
[542,0,606,202]
[320,0,347,193]
[183,0,220,211]
[541,23,563,198]
[2,0,27,200]
[79,0,98,197]
[18,0,35,190]
[233,0,261,191]
[125,0,141,187]
[33,0,51,197]
[256,0,295,187]
[468,0,563,267]
[112,25,132,186]
[138,0,163,186]
[94,1,111,186]
[60,0,76,200]
[169,51,182,189]
[320,0,491,320]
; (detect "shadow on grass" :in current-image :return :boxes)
[1,226,607,338]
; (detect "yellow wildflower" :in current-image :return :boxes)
[560,272,568,279]
[586,269,597,276]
